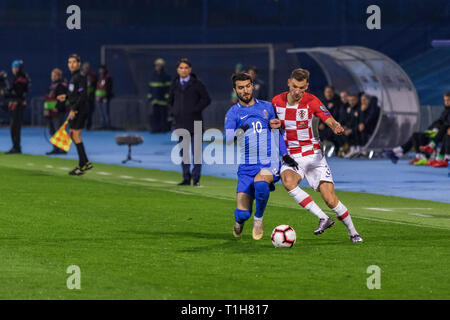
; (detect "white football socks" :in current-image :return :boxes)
[332,201,358,236]
[288,186,328,220]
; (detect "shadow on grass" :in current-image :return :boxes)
[118,230,346,253]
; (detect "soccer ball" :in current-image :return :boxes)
[271,225,296,248]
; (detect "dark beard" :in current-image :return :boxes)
[238,93,253,104]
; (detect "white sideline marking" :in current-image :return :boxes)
[27,163,34,166]
[395,208,432,210]
[365,208,393,212]
[164,181,177,184]
[59,167,70,170]
[97,172,112,176]
[356,216,448,230]
[409,213,433,218]
[141,178,157,182]
[45,165,54,169]
[119,175,133,179]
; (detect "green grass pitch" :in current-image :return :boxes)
[0,154,449,299]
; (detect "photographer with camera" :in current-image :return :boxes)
[0,60,31,154]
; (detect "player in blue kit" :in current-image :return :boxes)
[224,73,298,240]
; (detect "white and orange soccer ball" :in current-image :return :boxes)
[271,225,296,248]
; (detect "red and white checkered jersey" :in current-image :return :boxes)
[272,92,332,156]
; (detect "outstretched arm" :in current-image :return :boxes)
[276,129,298,170]
[325,117,344,135]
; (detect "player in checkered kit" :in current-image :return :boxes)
[270,68,363,242]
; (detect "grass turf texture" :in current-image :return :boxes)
[0,154,449,299]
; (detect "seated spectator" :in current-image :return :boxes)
[432,128,450,167]
[385,92,450,165]
[340,90,349,109]
[318,86,345,155]
[351,94,380,157]
[321,86,343,121]
[419,106,450,166]
[341,93,361,158]
[366,95,381,135]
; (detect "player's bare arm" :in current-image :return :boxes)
[325,117,344,135]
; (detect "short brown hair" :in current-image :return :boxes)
[444,92,450,98]
[290,68,310,82]
[231,72,253,88]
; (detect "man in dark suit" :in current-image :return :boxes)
[168,58,211,186]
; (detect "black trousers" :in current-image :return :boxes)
[319,126,346,151]
[10,105,25,150]
[86,97,95,129]
[179,135,201,183]
[401,132,429,153]
[356,128,369,147]
[150,104,169,133]
[444,133,450,156]
[436,125,450,156]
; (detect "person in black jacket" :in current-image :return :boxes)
[82,62,98,130]
[342,93,361,158]
[148,58,171,133]
[95,65,114,129]
[1,60,31,154]
[168,58,211,186]
[350,94,380,157]
[66,54,93,175]
[44,68,69,155]
[318,86,345,155]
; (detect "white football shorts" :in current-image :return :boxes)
[280,151,334,191]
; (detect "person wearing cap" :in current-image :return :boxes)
[95,65,114,129]
[168,58,211,186]
[148,58,171,133]
[1,60,31,154]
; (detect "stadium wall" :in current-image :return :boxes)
[0,0,449,123]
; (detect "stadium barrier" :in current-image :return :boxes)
[26,96,442,134]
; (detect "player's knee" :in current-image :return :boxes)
[234,209,251,224]
[254,181,270,201]
[323,192,338,208]
[325,197,338,209]
[282,175,298,191]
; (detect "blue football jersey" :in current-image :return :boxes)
[224,99,286,175]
